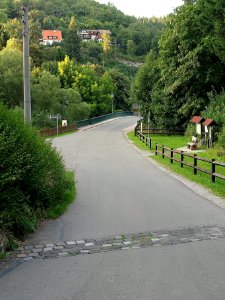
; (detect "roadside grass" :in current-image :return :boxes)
[128,131,225,199]
[0,252,9,260]
[128,131,188,151]
[47,171,76,219]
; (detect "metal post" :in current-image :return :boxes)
[111,93,114,115]
[22,4,31,122]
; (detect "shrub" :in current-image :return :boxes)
[0,104,74,239]
[218,126,225,150]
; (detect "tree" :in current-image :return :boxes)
[102,32,111,55]
[131,51,160,123]
[58,55,77,88]
[0,46,23,107]
[64,16,81,60]
[31,70,62,114]
[105,69,130,111]
[127,39,136,56]
[133,0,225,128]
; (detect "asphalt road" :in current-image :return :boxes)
[1,116,225,299]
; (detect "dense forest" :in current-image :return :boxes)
[0,0,165,127]
[132,0,225,147]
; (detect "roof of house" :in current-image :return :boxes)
[98,29,112,35]
[203,118,218,127]
[80,29,112,35]
[42,30,63,41]
[191,116,205,124]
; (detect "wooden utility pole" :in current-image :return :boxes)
[22,4,31,122]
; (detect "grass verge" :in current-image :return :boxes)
[47,171,76,219]
[128,131,225,199]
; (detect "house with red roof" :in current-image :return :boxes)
[40,30,63,45]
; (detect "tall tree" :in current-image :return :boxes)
[102,32,111,55]
[64,16,81,60]
[0,46,23,107]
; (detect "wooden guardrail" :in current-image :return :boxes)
[155,144,225,183]
[136,130,152,149]
[135,126,184,136]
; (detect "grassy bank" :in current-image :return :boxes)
[128,131,225,199]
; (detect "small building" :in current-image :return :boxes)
[40,30,63,45]
[79,29,112,42]
[190,116,205,138]
[203,118,218,147]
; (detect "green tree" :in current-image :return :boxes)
[105,69,130,111]
[31,70,62,114]
[127,39,136,56]
[0,46,23,107]
[58,55,76,88]
[131,51,160,123]
[64,16,81,60]
[102,32,111,55]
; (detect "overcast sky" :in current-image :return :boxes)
[96,0,184,18]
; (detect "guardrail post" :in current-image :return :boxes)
[212,159,216,182]
[155,144,158,155]
[181,151,184,168]
[162,145,165,158]
[194,154,197,175]
[149,138,151,149]
[171,148,173,163]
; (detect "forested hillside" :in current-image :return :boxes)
[0,0,164,126]
[132,0,225,148]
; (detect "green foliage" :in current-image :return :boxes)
[0,46,23,107]
[63,16,81,60]
[31,70,62,113]
[80,41,103,64]
[218,127,225,150]
[105,69,131,111]
[0,104,75,239]
[134,0,225,129]
[202,91,225,127]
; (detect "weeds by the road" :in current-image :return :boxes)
[47,171,76,219]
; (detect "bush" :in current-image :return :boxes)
[218,126,225,150]
[0,104,74,239]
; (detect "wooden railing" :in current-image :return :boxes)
[136,130,152,149]
[155,144,225,183]
[135,126,184,136]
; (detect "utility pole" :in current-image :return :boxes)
[111,92,114,114]
[22,3,31,122]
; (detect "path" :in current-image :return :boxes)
[1,116,225,300]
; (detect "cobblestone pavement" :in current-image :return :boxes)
[1,224,225,264]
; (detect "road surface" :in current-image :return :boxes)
[1,116,225,300]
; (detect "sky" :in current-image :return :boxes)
[96,0,184,18]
